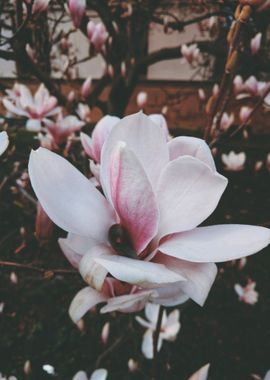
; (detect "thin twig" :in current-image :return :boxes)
[152,305,164,380]
[0,260,77,275]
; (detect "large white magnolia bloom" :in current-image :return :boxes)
[28,112,270,322]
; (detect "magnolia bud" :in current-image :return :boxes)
[239,106,252,124]
[128,358,139,372]
[198,88,206,101]
[35,202,54,243]
[81,76,92,98]
[250,33,262,55]
[24,360,32,375]
[87,20,96,40]
[101,322,110,345]
[68,0,86,28]
[136,91,148,108]
[10,272,18,284]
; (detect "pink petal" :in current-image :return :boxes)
[95,255,185,288]
[59,232,99,255]
[156,156,227,239]
[80,132,94,158]
[58,238,83,268]
[28,148,116,241]
[92,115,120,162]
[154,253,217,306]
[109,143,159,252]
[100,112,169,200]
[69,287,107,323]
[168,136,216,170]
[159,225,270,263]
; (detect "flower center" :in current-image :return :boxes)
[108,224,138,259]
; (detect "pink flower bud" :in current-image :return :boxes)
[212,83,219,97]
[68,0,86,28]
[101,322,110,345]
[239,106,252,124]
[250,32,262,55]
[24,360,32,375]
[10,272,18,284]
[35,201,54,243]
[68,90,76,103]
[220,112,234,131]
[121,62,126,77]
[87,20,96,40]
[233,75,244,94]
[198,88,206,101]
[107,64,114,78]
[128,359,139,372]
[25,44,36,61]
[136,91,148,108]
[81,76,92,98]
[255,160,263,172]
[32,0,50,14]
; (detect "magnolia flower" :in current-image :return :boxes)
[187,364,210,380]
[28,112,270,323]
[44,113,85,145]
[234,280,258,305]
[87,21,108,52]
[220,112,234,131]
[73,369,108,380]
[250,33,262,55]
[221,151,246,171]
[136,92,148,108]
[0,131,9,156]
[181,44,200,64]
[2,83,59,131]
[136,303,180,359]
[198,88,206,101]
[68,0,86,28]
[32,0,50,14]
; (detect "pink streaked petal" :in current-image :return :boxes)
[80,132,94,158]
[168,136,216,170]
[159,225,270,263]
[69,287,107,323]
[109,143,159,252]
[95,255,185,288]
[154,253,217,306]
[156,156,228,239]
[2,98,28,117]
[100,112,169,200]
[92,115,120,162]
[28,148,116,241]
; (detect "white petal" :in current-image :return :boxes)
[95,255,185,288]
[60,232,99,255]
[145,302,161,325]
[188,363,210,380]
[58,238,83,268]
[153,285,189,307]
[142,329,163,359]
[28,148,116,241]
[168,136,216,170]
[100,112,169,200]
[90,368,108,380]
[79,246,113,290]
[69,287,107,323]
[0,131,9,156]
[154,253,217,306]
[159,225,270,263]
[156,156,227,239]
[72,371,88,380]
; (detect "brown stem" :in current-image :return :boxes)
[152,305,164,380]
[0,260,77,276]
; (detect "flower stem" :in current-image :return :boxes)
[152,305,165,380]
